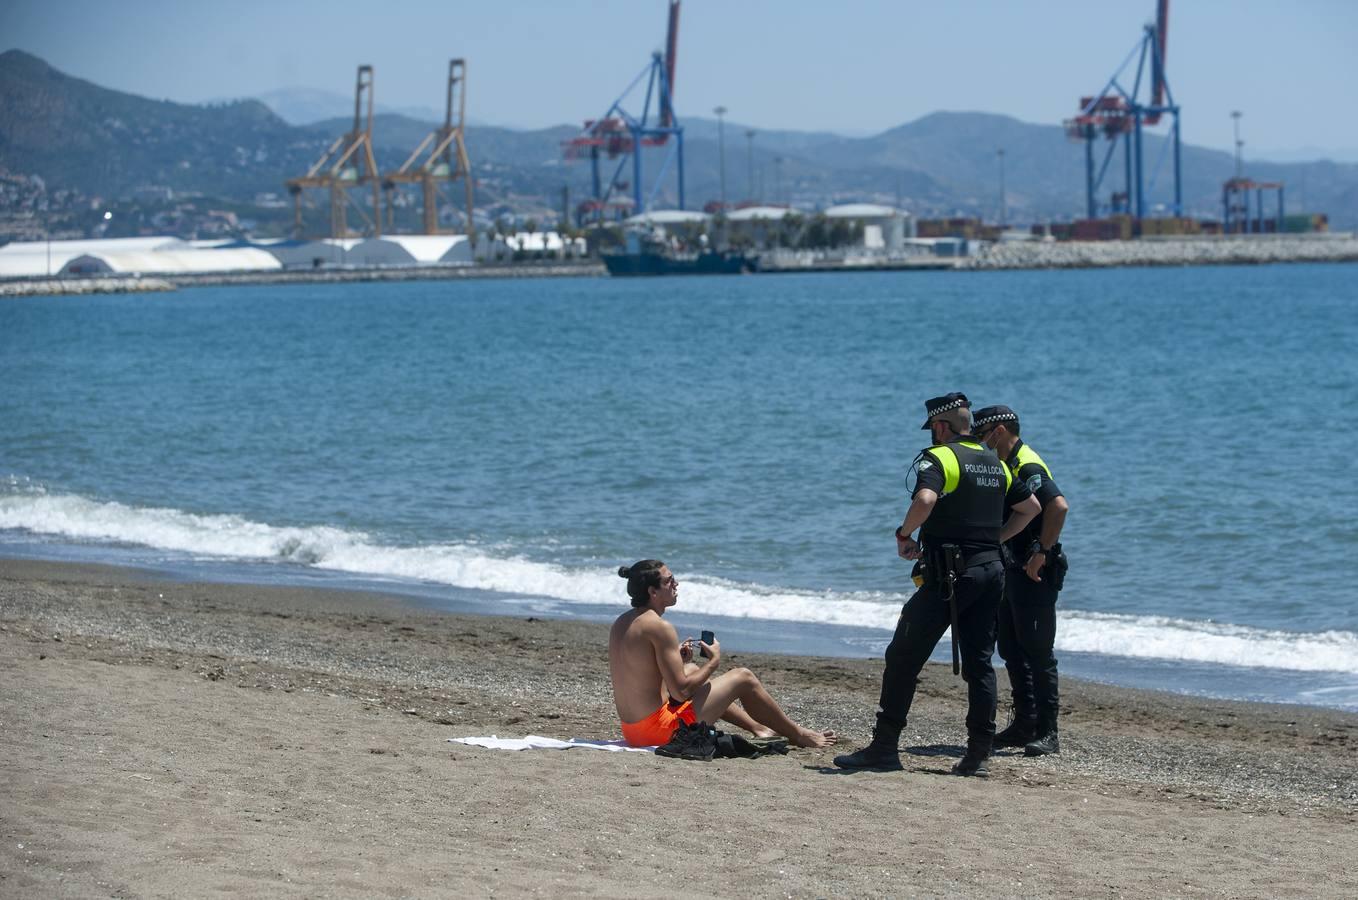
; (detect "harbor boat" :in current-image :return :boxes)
[601,248,754,276]
[601,227,754,276]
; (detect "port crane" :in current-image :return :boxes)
[563,0,685,222]
[1065,0,1183,219]
[381,59,475,237]
[286,65,383,239]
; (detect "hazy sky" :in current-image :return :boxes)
[5,0,1357,159]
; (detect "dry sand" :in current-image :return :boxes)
[2,558,1355,898]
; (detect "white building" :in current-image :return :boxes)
[258,239,362,269]
[623,210,711,229]
[346,235,474,267]
[824,203,915,253]
[0,236,188,279]
[503,231,586,258]
[724,205,795,249]
[59,247,283,276]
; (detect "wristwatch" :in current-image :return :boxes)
[895,525,911,541]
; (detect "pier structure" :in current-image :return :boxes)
[286,66,383,239]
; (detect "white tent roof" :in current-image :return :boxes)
[0,253,78,278]
[0,236,187,256]
[359,235,471,263]
[726,206,794,222]
[624,210,710,226]
[824,203,904,219]
[0,237,192,277]
[60,248,283,275]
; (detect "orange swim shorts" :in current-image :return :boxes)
[620,699,697,747]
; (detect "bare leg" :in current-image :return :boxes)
[684,663,772,736]
[720,702,776,738]
[690,668,837,748]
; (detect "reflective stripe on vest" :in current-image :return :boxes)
[928,442,1012,495]
[1009,443,1053,480]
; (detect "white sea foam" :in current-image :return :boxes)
[4,490,1357,675]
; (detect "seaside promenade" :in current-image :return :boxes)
[3,559,1355,897]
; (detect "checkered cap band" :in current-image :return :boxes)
[928,397,967,417]
[973,410,1018,428]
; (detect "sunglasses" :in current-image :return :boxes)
[660,575,678,587]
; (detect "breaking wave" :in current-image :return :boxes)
[3,488,1356,675]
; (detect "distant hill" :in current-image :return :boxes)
[3,49,1356,228]
[0,49,326,199]
[248,86,444,127]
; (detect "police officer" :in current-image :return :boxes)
[835,393,1041,776]
[973,405,1069,757]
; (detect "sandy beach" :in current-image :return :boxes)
[2,558,1355,898]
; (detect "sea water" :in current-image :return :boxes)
[3,265,1357,709]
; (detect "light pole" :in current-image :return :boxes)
[713,106,728,209]
[745,129,756,203]
[1231,110,1244,178]
[997,148,1007,226]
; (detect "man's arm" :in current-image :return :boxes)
[1022,494,1069,581]
[896,489,937,559]
[999,494,1041,543]
[1038,494,1069,549]
[649,621,720,701]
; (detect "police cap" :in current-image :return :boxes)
[921,392,970,429]
[972,405,1019,431]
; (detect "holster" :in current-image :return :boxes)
[1046,543,1069,591]
[921,544,966,592]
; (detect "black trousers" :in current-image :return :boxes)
[876,559,1004,743]
[997,569,1060,727]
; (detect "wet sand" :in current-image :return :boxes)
[2,558,1355,898]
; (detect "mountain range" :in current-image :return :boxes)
[3,48,1356,231]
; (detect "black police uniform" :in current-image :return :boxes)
[873,434,1033,761]
[996,437,1065,746]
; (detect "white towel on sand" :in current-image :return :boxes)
[449,735,655,753]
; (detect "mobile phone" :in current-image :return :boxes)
[699,630,715,658]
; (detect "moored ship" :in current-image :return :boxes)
[601,248,754,276]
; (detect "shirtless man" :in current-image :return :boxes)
[608,559,837,749]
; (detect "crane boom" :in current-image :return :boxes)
[1151,0,1169,108]
[662,0,680,127]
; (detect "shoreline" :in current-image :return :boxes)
[3,557,1355,896]
[4,235,1356,296]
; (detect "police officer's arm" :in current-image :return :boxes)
[896,455,944,559]
[1037,494,1068,550]
[896,488,936,558]
[1023,494,1069,581]
[998,473,1041,544]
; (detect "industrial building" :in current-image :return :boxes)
[824,203,915,253]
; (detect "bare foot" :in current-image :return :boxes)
[750,727,778,739]
[792,728,838,748]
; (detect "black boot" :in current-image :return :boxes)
[1024,716,1060,757]
[833,730,902,771]
[952,736,992,777]
[993,717,1036,749]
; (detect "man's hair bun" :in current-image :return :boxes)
[618,559,666,607]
